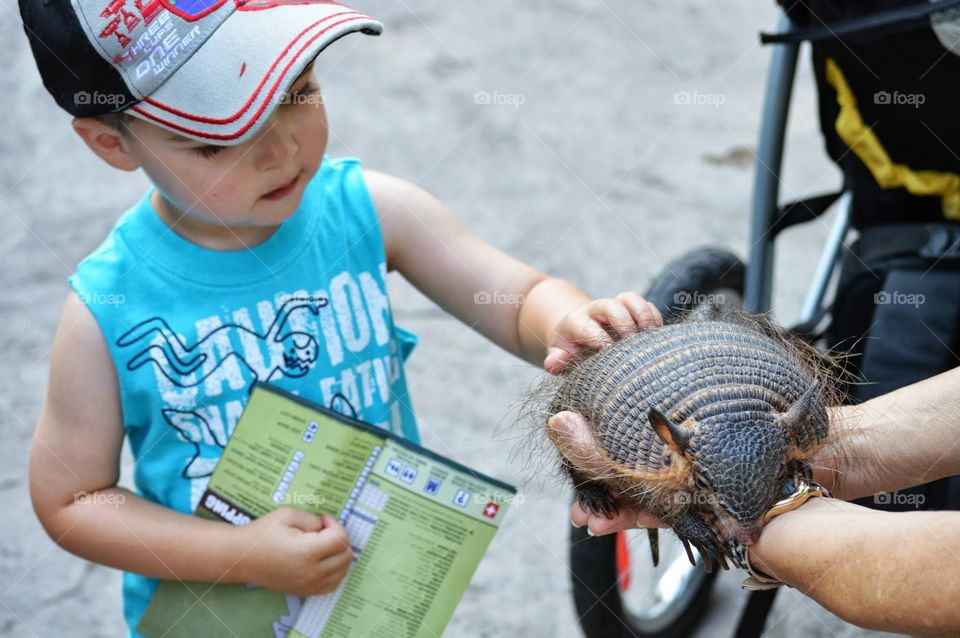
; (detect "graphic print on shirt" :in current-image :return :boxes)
[113,267,409,511]
[117,296,329,389]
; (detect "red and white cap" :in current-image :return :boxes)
[19,0,382,145]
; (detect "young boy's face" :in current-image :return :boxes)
[115,63,327,231]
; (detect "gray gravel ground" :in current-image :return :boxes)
[1,0,903,636]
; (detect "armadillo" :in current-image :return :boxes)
[543,311,835,571]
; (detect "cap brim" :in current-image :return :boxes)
[128,1,381,146]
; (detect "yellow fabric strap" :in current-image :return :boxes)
[824,56,960,220]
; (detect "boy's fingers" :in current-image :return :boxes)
[588,299,639,339]
[579,318,616,348]
[544,347,573,374]
[318,519,350,547]
[617,292,663,329]
[281,508,326,533]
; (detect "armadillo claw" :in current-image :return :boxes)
[679,537,696,567]
[648,528,660,567]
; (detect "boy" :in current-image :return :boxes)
[18,0,663,635]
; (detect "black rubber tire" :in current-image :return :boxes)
[570,246,746,638]
[643,247,746,322]
[570,525,717,638]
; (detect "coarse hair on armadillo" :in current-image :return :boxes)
[517,307,852,515]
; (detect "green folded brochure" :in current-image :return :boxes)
[138,383,516,638]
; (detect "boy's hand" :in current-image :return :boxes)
[235,508,353,597]
[544,292,662,374]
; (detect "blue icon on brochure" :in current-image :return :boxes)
[385,458,402,476]
[400,466,417,483]
[424,477,442,496]
[453,489,470,508]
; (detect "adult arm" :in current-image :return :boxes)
[749,497,960,636]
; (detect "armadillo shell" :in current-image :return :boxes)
[549,320,825,471]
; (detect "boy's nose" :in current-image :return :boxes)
[253,112,298,170]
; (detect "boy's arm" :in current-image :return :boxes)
[30,294,352,595]
[367,170,659,369]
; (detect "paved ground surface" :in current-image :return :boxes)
[1,0,903,636]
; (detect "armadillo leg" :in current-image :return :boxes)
[648,528,660,567]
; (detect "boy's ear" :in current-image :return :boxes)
[71,117,141,172]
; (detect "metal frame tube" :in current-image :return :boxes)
[744,14,800,314]
[797,192,851,327]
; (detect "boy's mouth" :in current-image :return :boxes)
[261,172,301,201]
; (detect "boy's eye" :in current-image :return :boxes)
[282,81,321,106]
[190,144,224,158]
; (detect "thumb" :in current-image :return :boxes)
[547,411,613,477]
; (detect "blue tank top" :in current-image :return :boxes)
[68,156,420,637]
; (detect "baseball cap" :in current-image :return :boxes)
[19,0,382,145]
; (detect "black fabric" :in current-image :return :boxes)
[763,0,960,43]
[769,190,843,237]
[826,226,960,513]
[18,0,136,116]
[828,224,960,391]
[775,0,960,230]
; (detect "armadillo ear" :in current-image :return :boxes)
[777,380,819,436]
[649,408,690,455]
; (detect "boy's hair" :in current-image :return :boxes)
[99,111,133,134]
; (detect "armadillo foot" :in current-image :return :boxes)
[575,482,619,519]
[673,510,731,573]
